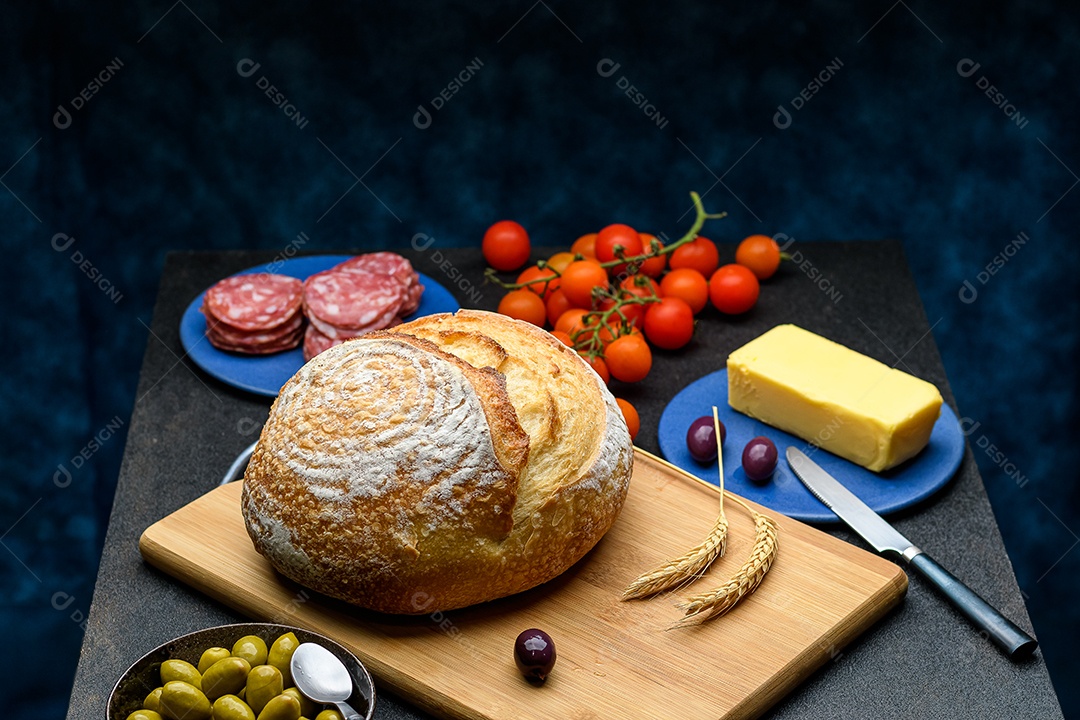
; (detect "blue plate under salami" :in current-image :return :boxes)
[179,255,461,397]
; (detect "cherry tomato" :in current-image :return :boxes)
[669,236,719,277]
[735,234,782,280]
[554,308,591,337]
[545,288,574,327]
[498,289,546,326]
[615,398,640,441]
[516,265,561,300]
[570,233,598,259]
[546,252,576,273]
[596,224,644,276]
[550,330,573,346]
[482,220,531,271]
[581,353,610,384]
[560,259,609,308]
[643,296,695,350]
[637,234,667,278]
[709,264,760,314]
[604,333,652,383]
[659,267,709,314]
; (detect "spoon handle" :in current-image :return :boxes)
[220,440,258,485]
[335,700,363,720]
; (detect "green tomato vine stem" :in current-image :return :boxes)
[570,287,660,359]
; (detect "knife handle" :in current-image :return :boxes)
[908,552,1037,660]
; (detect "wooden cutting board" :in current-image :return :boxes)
[140,449,907,720]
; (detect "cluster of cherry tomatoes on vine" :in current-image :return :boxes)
[481,195,785,441]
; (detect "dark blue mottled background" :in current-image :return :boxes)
[2,2,1077,717]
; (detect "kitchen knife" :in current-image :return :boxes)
[786,446,1037,660]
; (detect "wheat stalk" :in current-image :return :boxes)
[622,407,730,600]
[670,498,779,628]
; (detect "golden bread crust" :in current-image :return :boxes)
[242,309,633,613]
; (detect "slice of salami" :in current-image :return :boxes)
[304,298,400,340]
[303,269,404,330]
[303,324,340,362]
[204,273,303,331]
[205,311,305,347]
[399,278,425,316]
[337,252,424,314]
[208,324,304,355]
[335,252,415,287]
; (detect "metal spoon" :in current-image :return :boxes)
[291,642,373,720]
[220,440,258,485]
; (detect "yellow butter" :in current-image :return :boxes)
[727,324,943,472]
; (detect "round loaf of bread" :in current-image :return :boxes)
[242,309,634,613]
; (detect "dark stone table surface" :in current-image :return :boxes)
[67,243,1062,719]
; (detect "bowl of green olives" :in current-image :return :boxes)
[107,622,375,720]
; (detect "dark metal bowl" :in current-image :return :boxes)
[107,622,376,719]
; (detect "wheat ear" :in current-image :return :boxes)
[622,407,730,600]
[670,496,779,628]
[622,513,728,600]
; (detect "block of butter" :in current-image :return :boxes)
[727,324,943,472]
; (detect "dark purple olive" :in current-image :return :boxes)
[514,628,556,683]
[686,415,726,463]
[742,436,778,483]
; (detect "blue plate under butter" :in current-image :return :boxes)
[657,369,965,523]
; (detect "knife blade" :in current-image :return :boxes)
[786,446,1037,661]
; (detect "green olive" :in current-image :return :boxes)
[199,647,232,673]
[127,711,164,720]
[203,656,252,700]
[281,688,315,717]
[232,635,269,667]
[161,659,203,690]
[256,694,301,720]
[211,694,256,720]
[245,665,283,716]
[268,633,300,685]
[143,687,163,712]
[314,710,344,720]
[159,680,212,720]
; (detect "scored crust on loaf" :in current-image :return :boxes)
[242,309,633,613]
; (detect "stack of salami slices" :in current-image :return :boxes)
[200,252,425,359]
[302,252,423,361]
[201,274,305,354]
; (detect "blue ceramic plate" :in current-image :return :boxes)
[179,255,461,397]
[657,369,965,523]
